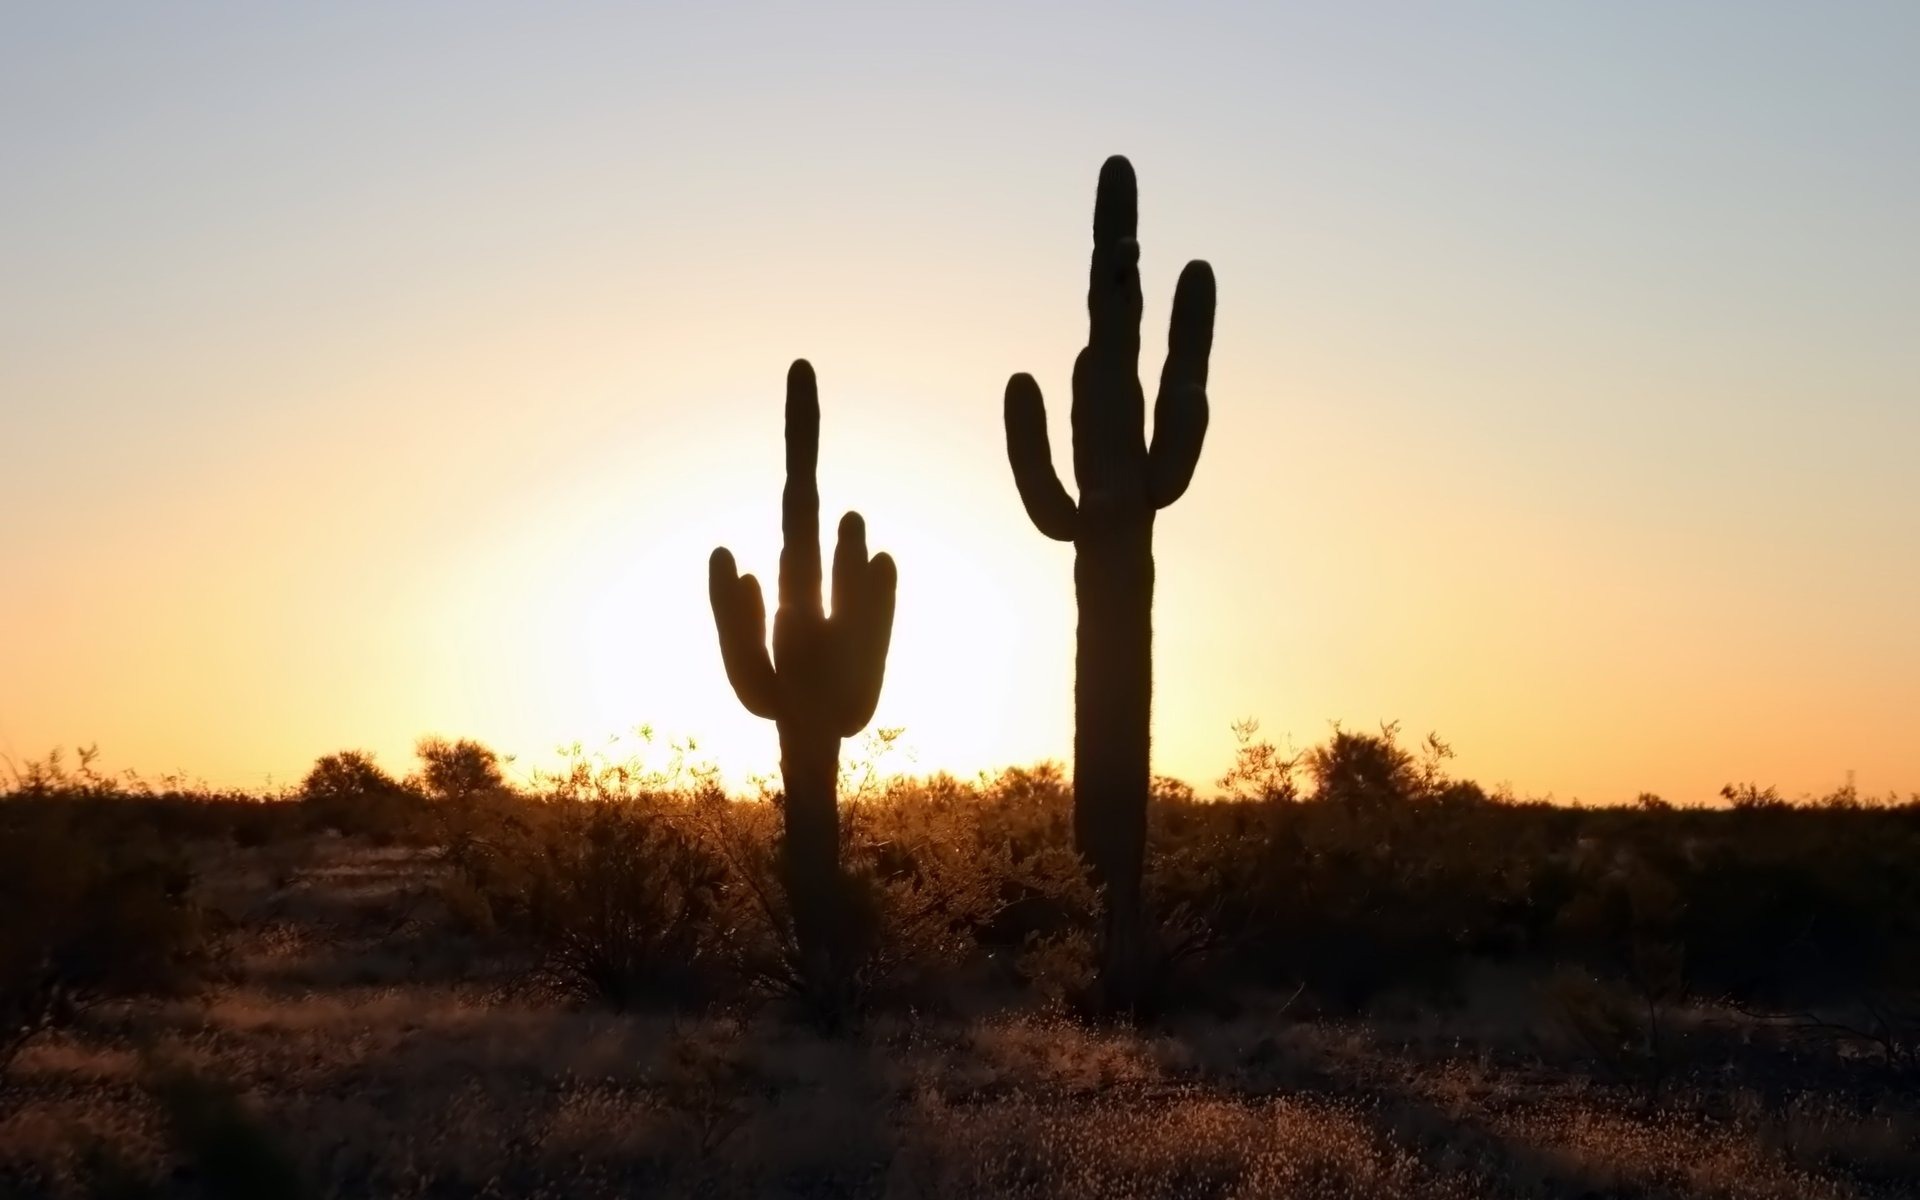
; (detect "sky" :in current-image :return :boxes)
[3,3,1917,803]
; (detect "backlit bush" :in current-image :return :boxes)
[299,750,427,842]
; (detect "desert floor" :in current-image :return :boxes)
[4,835,1916,1199]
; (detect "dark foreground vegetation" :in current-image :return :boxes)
[4,730,1918,1198]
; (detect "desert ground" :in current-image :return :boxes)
[4,740,1917,1198]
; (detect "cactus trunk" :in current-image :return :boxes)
[1074,518,1156,1007]
[777,720,842,995]
[1003,156,1216,1016]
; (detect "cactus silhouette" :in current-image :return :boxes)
[708,359,897,1000]
[1002,156,1216,1014]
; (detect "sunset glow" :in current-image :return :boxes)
[4,4,1917,803]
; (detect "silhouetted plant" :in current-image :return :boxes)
[1299,721,1473,813]
[1305,722,1421,811]
[839,773,1038,1001]
[1,800,206,1070]
[1001,155,1216,1016]
[708,359,898,1011]
[9,726,1918,1081]
[299,749,423,841]
[674,755,1089,1023]
[526,799,727,1009]
[415,736,508,803]
[436,768,735,1008]
[1217,719,1301,804]
[1721,781,1788,810]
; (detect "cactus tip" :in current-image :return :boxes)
[1094,156,1138,243]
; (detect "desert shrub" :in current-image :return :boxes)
[678,785,804,997]
[18,729,1919,1053]
[526,798,729,1008]
[1547,967,1670,1090]
[3,744,299,846]
[299,749,427,842]
[0,802,207,1069]
[668,765,1091,1024]
[1673,802,1920,1072]
[1141,763,1531,1008]
[1305,723,1422,811]
[415,735,509,803]
[1723,781,1790,810]
[1216,719,1302,803]
[679,782,921,1023]
[439,788,728,1008]
[294,737,512,847]
[1303,722,1466,811]
[503,723,1903,1026]
[848,773,1090,1003]
[435,736,746,1008]
[1554,854,1690,1095]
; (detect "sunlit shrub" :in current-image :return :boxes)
[438,785,728,1009]
[415,736,509,803]
[1216,719,1302,804]
[526,797,728,1008]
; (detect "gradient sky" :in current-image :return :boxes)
[4,3,1917,803]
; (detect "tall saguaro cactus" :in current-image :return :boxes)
[1002,156,1217,1014]
[709,359,898,997]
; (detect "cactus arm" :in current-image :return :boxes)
[1160,259,1216,391]
[864,551,898,662]
[1004,373,1079,541]
[1147,381,1208,509]
[829,510,870,625]
[708,548,781,719]
[779,359,824,619]
[827,511,895,733]
[833,547,897,736]
[1148,259,1216,508]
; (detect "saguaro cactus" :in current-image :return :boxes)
[1002,156,1216,1014]
[709,359,898,997]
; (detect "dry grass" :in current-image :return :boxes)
[892,1089,1468,1199]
